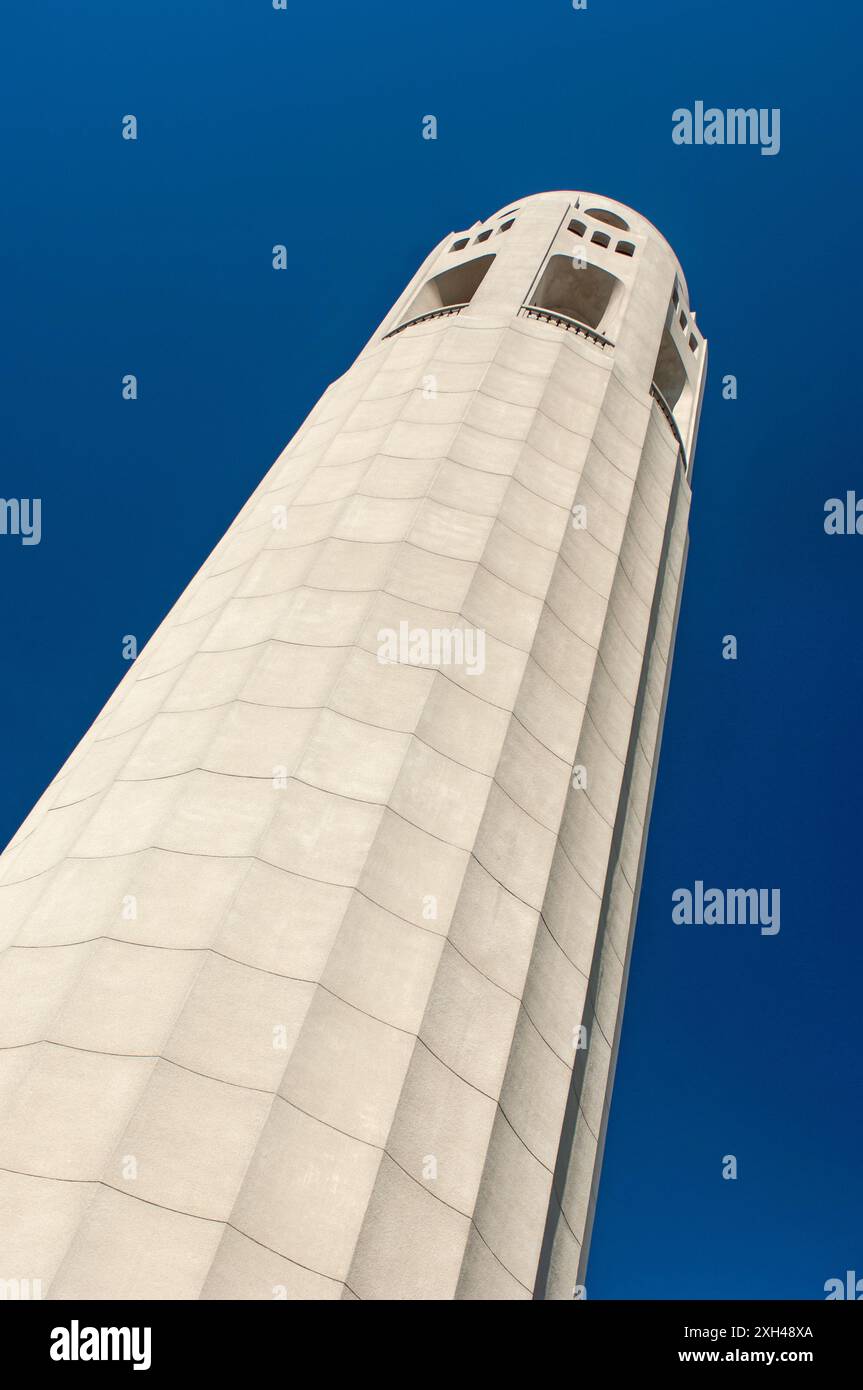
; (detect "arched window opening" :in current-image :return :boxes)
[398,254,495,327]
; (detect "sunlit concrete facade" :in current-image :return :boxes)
[0,191,706,1300]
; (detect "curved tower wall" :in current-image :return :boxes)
[0,191,706,1300]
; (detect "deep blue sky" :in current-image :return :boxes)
[2,1,860,1298]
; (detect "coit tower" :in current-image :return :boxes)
[0,191,706,1300]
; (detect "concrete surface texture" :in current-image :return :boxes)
[0,191,706,1300]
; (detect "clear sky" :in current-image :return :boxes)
[2,0,860,1298]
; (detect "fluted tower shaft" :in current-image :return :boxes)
[0,191,706,1300]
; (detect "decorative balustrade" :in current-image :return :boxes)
[383,303,469,339]
[519,303,615,349]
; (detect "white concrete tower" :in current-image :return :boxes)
[0,191,706,1301]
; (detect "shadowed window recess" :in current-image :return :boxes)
[398,253,495,326]
[529,253,624,337]
[585,206,630,230]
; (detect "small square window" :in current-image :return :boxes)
[591,230,611,248]
[498,218,515,233]
[689,334,699,353]
[615,240,635,257]
[679,310,687,329]
[568,218,586,237]
[451,237,469,252]
[475,229,493,243]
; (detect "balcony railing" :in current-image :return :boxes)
[649,382,689,475]
[519,304,615,349]
[383,303,469,339]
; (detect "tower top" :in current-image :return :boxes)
[477,190,691,295]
